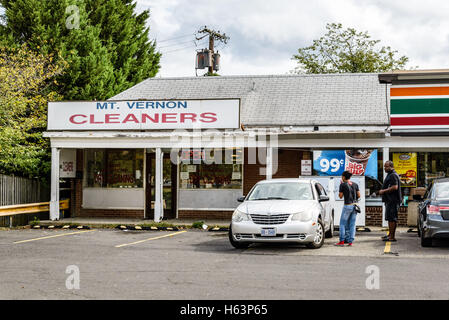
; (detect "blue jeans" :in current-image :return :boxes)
[339,205,357,243]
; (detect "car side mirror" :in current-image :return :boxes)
[237,196,246,203]
[319,195,329,202]
[413,195,423,201]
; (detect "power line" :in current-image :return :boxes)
[162,42,207,54]
[158,39,197,49]
[157,33,195,43]
[161,41,208,54]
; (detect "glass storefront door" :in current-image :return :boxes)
[145,151,177,219]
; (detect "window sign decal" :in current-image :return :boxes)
[313,149,378,179]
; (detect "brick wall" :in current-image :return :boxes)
[178,210,233,220]
[365,206,408,227]
[243,148,312,195]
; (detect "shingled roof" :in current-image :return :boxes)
[110,73,389,127]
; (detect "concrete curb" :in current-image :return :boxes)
[115,225,183,231]
[31,225,91,230]
[334,226,372,232]
[208,227,229,232]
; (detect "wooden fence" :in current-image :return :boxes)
[0,174,50,227]
[0,174,49,206]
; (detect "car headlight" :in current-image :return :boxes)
[291,211,312,222]
[232,209,250,222]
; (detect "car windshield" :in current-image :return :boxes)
[247,182,314,201]
[435,183,449,199]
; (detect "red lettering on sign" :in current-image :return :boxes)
[200,112,217,123]
[105,114,120,124]
[89,114,104,124]
[69,114,87,124]
[122,114,139,123]
[141,113,159,123]
[180,113,197,123]
[346,162,365,176]
[162,113,177,123]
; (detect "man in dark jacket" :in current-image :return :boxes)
[379,161,402,242]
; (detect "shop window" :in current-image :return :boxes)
[417,152,449,188]
[179,148,243,190]
[366,176,383,199]
[85,149,144,188]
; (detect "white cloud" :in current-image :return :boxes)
[136,0,449,77]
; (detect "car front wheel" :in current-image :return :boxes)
[229,225,250,249]
[307,219,325,249]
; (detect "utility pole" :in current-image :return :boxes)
[196,26,229,75]
[208,35,215,74]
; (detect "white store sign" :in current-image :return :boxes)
[47,99,240,130]
[59,149,76,178]
[301,160,312,176]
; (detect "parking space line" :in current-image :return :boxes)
[14,230,96,244]
[384,241,391,254]
[115,231,187,248]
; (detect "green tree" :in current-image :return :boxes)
[85,0,160,93]
[0,0,160,100]
[0,45,66,180]
[292,23,410,74]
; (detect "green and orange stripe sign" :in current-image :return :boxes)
[391,85,449,128]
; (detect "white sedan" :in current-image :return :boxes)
[229,178,334,249]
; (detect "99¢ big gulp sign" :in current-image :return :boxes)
[47,100,240,130]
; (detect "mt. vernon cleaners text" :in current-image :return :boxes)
[69,101,218,125]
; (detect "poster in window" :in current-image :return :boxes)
[313,150,378,178]
[393,153,417,187]
[301,160,312,176]
[180,172,189,180]
[108,159,135,187]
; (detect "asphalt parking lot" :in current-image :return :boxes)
[1,227,449,300]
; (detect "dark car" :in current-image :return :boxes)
[415,178,449,247]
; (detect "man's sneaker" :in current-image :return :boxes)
[346,243,353,247]
[334,241,345,246]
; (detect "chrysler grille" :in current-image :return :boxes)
[250,214,290,225]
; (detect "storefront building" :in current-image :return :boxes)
[44,72,449,226]
[374,70,449,226]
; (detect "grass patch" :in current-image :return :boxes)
[139,222,178,228]
[29,217,40,227]
[191,221,205,229]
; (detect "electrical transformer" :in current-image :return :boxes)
[213,53,220,71]
[196,50,211,69]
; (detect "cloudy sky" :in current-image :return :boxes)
[136,0,449,77]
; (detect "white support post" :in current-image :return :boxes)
[266,147,273,180]
[154,148,163,222]
[382,147,389,227]
[50,147,60,221]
